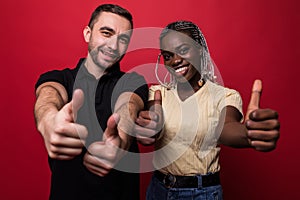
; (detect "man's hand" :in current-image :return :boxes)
[83,114,123,177]
[245,80,280,152]
[37,89,88,160]
[135,90,163,145]
[84,90,146,177]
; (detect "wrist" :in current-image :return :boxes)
[36,108,57,137]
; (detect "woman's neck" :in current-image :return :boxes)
[177,74,203,101]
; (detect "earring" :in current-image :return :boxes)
[198,79,204,87]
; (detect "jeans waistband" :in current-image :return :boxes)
[154,170,220,188]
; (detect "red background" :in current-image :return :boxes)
[0,0,299,199]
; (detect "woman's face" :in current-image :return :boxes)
[160,30,202,83]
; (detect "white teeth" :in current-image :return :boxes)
[175,67,187,73]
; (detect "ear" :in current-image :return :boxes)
[83,26,91,43]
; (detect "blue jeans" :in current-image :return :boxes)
[146,175,223,200]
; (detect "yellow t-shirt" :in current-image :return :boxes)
[149,80,243,175]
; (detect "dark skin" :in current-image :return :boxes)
[135,30,280,151]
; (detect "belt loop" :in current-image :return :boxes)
[197,175,203,188]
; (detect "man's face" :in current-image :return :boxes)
[84,12,132,70]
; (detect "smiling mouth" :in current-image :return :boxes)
[173,65,189,76]
[103,51,117,58]
[99,48,119,60]
[175,66,188,73]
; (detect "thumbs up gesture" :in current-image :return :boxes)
[245,80,280,152]
[83,114,122,177]
[37,88,88,160]
[135,90,163,145]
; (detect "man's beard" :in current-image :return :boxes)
[89,45,121,70]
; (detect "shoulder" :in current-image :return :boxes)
[149,84,164,91]
[36,59,83,86]
[35,68,76,89]
[207,81,243,115]
[206,81,241,98]
[35,59,83,100]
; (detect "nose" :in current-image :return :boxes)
[172,54,183,67]
[106,36,118,50]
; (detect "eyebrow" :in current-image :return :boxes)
[161,43,189,54]
[99,26,131,41]
[175,43,189,51]
[99,26,115,34]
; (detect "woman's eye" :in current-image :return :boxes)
[178,47,189,55]
[162,54,171,61]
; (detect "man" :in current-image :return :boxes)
[34,4,148,200]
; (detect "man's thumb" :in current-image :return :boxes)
[103,113,120,140]
[71,89,84,121]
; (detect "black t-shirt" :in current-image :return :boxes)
[35,58,148,200]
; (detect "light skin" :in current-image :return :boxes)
[34,12,144,177]
[135,30,280,152]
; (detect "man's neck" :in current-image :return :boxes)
[85,55,106,79]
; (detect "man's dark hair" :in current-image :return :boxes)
[88,4,133,29]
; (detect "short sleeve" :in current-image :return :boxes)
[224,88,244,120]
[35,68,76,101]
[35,70,65,90]
[111,72,149,107]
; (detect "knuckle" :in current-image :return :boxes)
[73,148,82,156]
[54,124,65,134]
[272,110,279,119]
[274,130,280,139]
[49,145,59,154]
[49,135,60,146]
[48,152,58,159]
[106,163,113,170]
[82,127,88,137]
[106,152,117,161]
[78,128,88,139]
[275,121,280,129]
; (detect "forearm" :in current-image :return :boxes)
[34,82,68,133]
[114,92,144,150]
[218,106,251,148]
[219,121,251,148]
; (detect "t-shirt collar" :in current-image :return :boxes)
[76,58,121,80]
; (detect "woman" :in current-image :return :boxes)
[135,21,279,200]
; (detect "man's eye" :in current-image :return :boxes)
[119,37,129,45]
[102,31,112,37]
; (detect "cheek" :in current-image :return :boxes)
[163,59,172,67]
[187,54,201,68]
[90,35,106,46]
[118,43,129,54]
